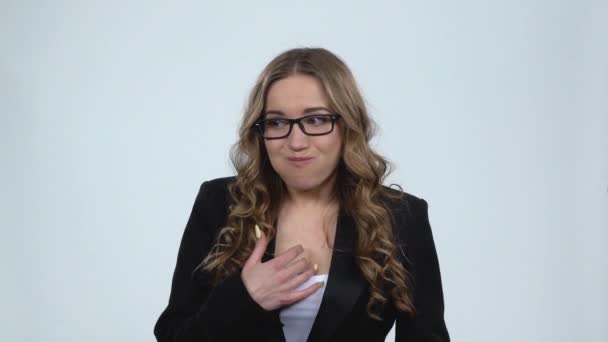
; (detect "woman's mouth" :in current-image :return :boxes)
[287,157,314,166]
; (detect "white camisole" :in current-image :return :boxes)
[279,274,329,342]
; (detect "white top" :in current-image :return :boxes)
[279,274,329,342]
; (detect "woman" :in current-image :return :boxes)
[154,47,450,341]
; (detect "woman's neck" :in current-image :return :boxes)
[283,173,338,210]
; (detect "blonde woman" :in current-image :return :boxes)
[154,48,450,342]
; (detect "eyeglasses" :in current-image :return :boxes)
[254,114,341,140]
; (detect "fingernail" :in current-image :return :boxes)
[318,281,325,288]
[313,264,318,272]
[255,224,261,239]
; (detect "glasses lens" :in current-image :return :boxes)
[301,115,334,135]
[263,118,290,138]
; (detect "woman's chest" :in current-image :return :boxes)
[273,212,337,274]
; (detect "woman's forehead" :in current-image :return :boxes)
[265,74,330,116]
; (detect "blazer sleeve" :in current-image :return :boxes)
[153,181,279,342]
[395,198,450,341]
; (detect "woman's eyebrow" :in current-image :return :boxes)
[264,107,332,116]
[303,107,332,113]
[264,110,285,116]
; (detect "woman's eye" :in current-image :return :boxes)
[266,119,287,128]
[305,116,330,125]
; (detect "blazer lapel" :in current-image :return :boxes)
[306,207,366,342]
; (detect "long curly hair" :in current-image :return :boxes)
[198,47,415,320]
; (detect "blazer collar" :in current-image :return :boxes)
[263,206,366,342]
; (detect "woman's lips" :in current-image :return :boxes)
[287,157,314,166]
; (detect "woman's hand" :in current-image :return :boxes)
[241,226,323,311]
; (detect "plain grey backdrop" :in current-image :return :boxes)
[1,1,607,341]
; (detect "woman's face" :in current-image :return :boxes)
[263,74,343,193]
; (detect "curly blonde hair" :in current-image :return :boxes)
[198,47,415,320]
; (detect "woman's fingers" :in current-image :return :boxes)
[244,226,268,269]
[241,225,326,311]
[279,267,315,292]
[279,281,323,306]
[270,244,304,269]
[277,257,314,282]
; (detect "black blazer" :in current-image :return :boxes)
[154,176,450,342]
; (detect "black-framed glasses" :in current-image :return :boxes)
[254,114,341,140]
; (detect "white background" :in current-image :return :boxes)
[1,1,607,341]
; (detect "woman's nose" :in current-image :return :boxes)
[287,123,309,151]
